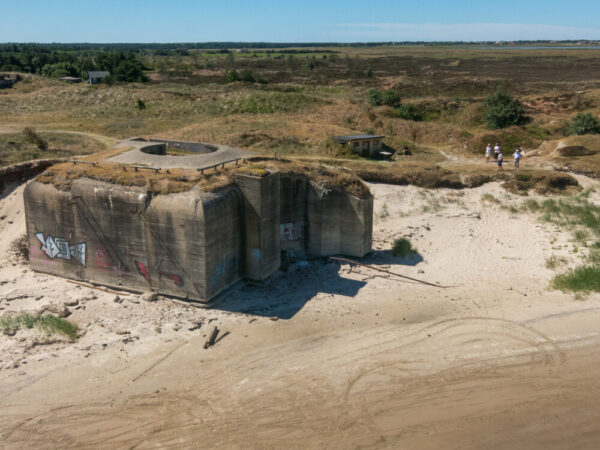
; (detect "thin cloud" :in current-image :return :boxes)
[330,23,600,41]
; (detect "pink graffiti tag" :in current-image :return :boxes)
[159,272,184,287]
[135,261,151,282]
[135,261,184,287]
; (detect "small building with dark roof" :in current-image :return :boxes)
[87,71,110,84]
[332,134,385,158]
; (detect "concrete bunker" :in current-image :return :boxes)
[23,139,373,302]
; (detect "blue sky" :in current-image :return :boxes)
[2,0,600,42]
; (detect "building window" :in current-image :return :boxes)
[362,141,369,150]
[373,140,380,147]
[353,142,359,148]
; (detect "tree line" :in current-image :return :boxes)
[0,44,148,82]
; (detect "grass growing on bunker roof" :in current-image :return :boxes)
[34,158,371,198]
[248,156,370,198]
[35,161,235,194]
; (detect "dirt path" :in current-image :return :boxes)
[0,126,117,147]
[1,178,600,448]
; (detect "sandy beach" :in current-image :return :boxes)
[2,177,600,449]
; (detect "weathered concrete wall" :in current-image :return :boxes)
[197,189,244,299]
[24,179,243,301]
[150,138,217,154]
[279,175,309,256]
[279,176,373,258]
[235,172,281,280]
[139,143,166,155]
[24,169,372,301]
[306,187,373,257]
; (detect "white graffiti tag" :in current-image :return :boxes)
[35,233,86,267]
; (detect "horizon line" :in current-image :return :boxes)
[2,39,600,45]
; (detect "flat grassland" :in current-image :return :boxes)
[2,45,600,172]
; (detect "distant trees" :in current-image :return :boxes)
[94,52,148,82]
[40,62,79,78]
[0,45,148,83]
[112,59,147,82]
[483,88,526,129]
[568,112,600,135]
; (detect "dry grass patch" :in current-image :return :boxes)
[36,161,235,194]
[0,131,106,167]
[36,157,371,198]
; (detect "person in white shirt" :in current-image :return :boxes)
[497,151,504,171]
[494,143,501,160]
[513,148,522,169]
[485,143,492,162]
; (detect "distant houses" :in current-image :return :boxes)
[332,134,385,158]
[87,71,110,84]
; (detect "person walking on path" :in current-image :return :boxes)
[494,143,501,160]
[513,148,522,169]
[497,150,504,171]
[485,143,492,162]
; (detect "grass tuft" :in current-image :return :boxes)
[0,313,79,341]
[9,234,29,262]
[391,237,418,258]
[551,265,600,293]
[545,255,567,270]
[522,193,600,240]
[481,193,501,204]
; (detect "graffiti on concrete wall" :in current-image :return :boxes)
[135,261,184,287]
[280,222,304,241]
[135,261,151,282]
[35,232,86,267]
[159,271,184,287]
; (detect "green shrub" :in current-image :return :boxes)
[22,127,48,151]
[368,89,402,107]
[391,238,418,258]
[241,68,256,83]
[227,69,240,82]
[396,103,422,121]
[483,88,526,129]
[136,99,146,110]
[567,113,600,136]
